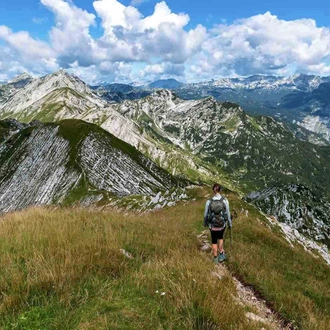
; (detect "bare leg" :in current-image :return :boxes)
[218,239,224,254]
[212,244,218,257]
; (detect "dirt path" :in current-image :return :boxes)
[198,230,292,330]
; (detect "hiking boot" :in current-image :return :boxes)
[218,252,226,262]
[213,256,219,264]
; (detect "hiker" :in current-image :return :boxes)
[204,183,232,264]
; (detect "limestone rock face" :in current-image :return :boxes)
[247,185,330,246]
[0,119,183,214]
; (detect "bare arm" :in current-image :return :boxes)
[224,199,232,227]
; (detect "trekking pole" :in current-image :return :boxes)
[230,227,233,247]
[224,225,232,248]
[229,209,237,248]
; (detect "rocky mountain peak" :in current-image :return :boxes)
[150,89,178,102]
[44,70,86,89]
[0,70,106,119]
[8,72,33,84]
[52,69,68,76]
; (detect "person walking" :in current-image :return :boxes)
[204,183,232,264]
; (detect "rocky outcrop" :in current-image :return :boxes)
[246,185,330,246]
[0,119,184,214]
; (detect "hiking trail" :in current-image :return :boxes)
[198,230,293,330]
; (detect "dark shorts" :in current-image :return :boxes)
[210,228,225,244]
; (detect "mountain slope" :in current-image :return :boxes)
[0,73,33,107]
[0,72,225,186]
[93,74,329,144]
[2,71,330,245]
[0,70,106,121]
[2,73,327,196]
[279,81,330,141]
[91,83,151,103]
[0,191,329,329]
[88,74,330,143]
[246,185,330,246]
[165,74,330,143]
[0,119,184,214]
[114,90,330,193]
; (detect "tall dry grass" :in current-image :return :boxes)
[227,193,330,330]
[0,189,329,329]
[0,203,256,330]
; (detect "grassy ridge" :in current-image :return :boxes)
[0,202,254,330]
[227,195,330,330]
[0,190,329,329]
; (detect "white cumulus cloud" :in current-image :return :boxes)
[1,2,330,83]
[194,12,330,77]
[93,0,206,64]
[140,62,185,80]
[41,0,102,67]
[0,25,58,74]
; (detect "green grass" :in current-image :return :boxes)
[248,117,262,131]
[0,204,254,330]
[20,103,61,123]
[220,116,241,132]
[1,87,89,124]
[227,195,330,330]
[0,189,329,329]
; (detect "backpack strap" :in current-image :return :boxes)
[206,199,213,224]
[207,198,212,215]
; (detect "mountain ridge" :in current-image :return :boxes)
[0,118,186,214]
[2,70,330,246]
[89,73,330,143]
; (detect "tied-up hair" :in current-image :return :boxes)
[212,183,222,193]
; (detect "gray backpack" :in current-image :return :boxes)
[207,197,227,228]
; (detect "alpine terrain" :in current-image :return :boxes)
[0,118,186,214]
[95,74,330,144]
[1,0,330,327]
[1,70,330,247]
[173,74,330,143]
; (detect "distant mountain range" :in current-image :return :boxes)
[90,74,330,143]
[90,79,183,103]
[147,79,184,89]
[1,70,330,246]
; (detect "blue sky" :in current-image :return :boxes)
[2,0,330,37]
[1,0,330,83]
